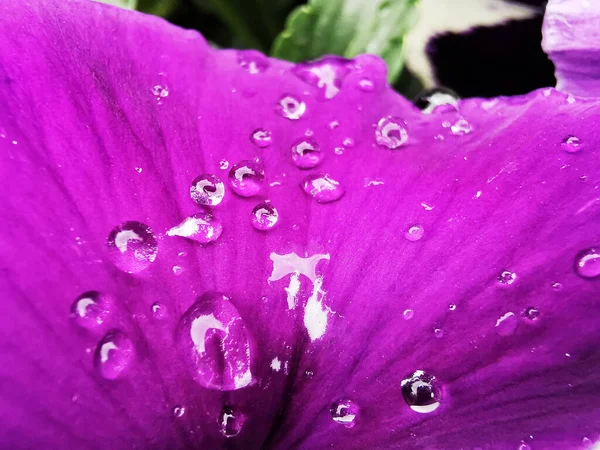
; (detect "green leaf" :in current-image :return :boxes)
[137,0,179,17]
[96,0,138,9]
[272,0,420,84]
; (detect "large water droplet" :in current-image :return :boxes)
[375,116,408,149]
[498,270,517,285]
[414,87,459,114]
[190,174,225,206]
[251,128,272,148]
[219,406,246,438]
[291,137,322,169]
[107,221,158,273]
[293,56,351,100]
[167,213,223,244]
[70,291,111,329]
[495,312,518,336]
[575,248,600,279]
[228,160,265,197]
[401,370,442,413]
[237,50,269,74]
[562,135,582,153]
[176,292,252,391]
[330,399,359,428]
[277,95,306,120]
[405,225,424,242]
[301,173,344,203]
[251,202,279,230]
[94,330,135,380]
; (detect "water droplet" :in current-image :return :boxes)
[414,87,459,114]
[523,307,540,321]
[190,174,225,206]
[342,137,354,147]
[151,85,169,104]
[580,175,588,182]
[552,282,563,290]
[291,137,322,169]
[251,128,272,148]
[167,213,223,244]
[334,147,344,155]
[219,406,246,438]
[305,370,314,378]
[293,56,351,100]
[277,95,306,120]
[219,160,229,170]
[434,328,444,338]
[449,118,473,135]
[403,309,414,320]
[405,225,424,242]
[401,370,442,413]
[94,330,135,380]
[301,173,344,203]
[449,304,456,311]
[134,167,142,173]
[375,116,408,149]
[151,302,167,320]
[498,270,517,285]
[329,120,340,130]
[518,443,531,450]
[237,50,269,74]
[562,135,582,153]
[70,291,111,329]
[176,292,252,391]
[228,160,265,197]
[251,202,279,230]
[575,248,600,279]
[330,399,359,428]
[495,312,518,336]
[173,406,185,417]
[358,78,375,92]
[107,221,158,273]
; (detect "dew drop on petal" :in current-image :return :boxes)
[219,406,246,438]
[498,270,517,285]
[176,292,252,391]
[292,56,351,100]
[291,137,323,169]
[190,174,225,206]
[449,118,473,135]
[151,85,169,104]
[449,304,456,311]
[251,128,272,148]
[219,160,229,170]
[251,202,279,230]
[70,291,111,329]
[277,95,306,120]
[329,120,340,130]
[518,444,532,450]
[228,160,265,197]
[151,302,167,320]
[330,399,359,428]
[405,225,424,241]
[414,87,459,114]
[375,116,408,149]
[358,78,375,92]
[434,328,444,338]
[575,248,600,279]
[237,50,269,74]
[523,307,540,321]
[301,173,344,203]
[107,221,157,273]
[403,309,414,320]
[495,312,518,336]
[94,330,135,380]
[167,213,223,244]
[562,135,582,153]
[173,406,185,418]
[401,370,442,413]
[342,137,354,147]
[552,282,563,290]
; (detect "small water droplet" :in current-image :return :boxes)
[498,270,517,285]
[107,221,158,273]
[401,370,442,413]
[251,202,279,230]
[342,137,354,147]
[176,292,252,390]
[334,147,344,155]
[434,328,444,338]
[277,95,306,120]
[414,87,458,114]
[403,309,414,320]
[375,116,408,149]
[405,225,424,242]
[237,50,269,74]
[70,291,111,329]
[518,443,531,450]
[228,160,265,197]
[190,174,225,206]
[219,160,229,170]
[562,135,582,153]
[251,128,272,148]
[575,248,600,279]
[449,118,472,135]
[301,173,344,203]
[293,56,351,100]
[173,406,185,417]
[219,406,246,438]
[552,282,563,290]
[172,265,185,275]
[134,167,142,173]
[495,312,518,336]
[330,399,359,428]
[151,302,167,320]
[291,138,322,169]
[329,120,340,130]
[358,78,375,92]
[580,175,588,182]
[94,330,134,380]
[449,304,456,311]
[167,213,223,244]
[523,307,540,321]
[305,370,314,378]
[151,85,169,104]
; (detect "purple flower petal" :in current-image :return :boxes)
[1,1,600,449]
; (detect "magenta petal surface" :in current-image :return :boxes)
[1,1,600,450]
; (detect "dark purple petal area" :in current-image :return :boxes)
[1,1,600,450]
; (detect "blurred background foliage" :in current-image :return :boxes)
[101,0,555,99]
